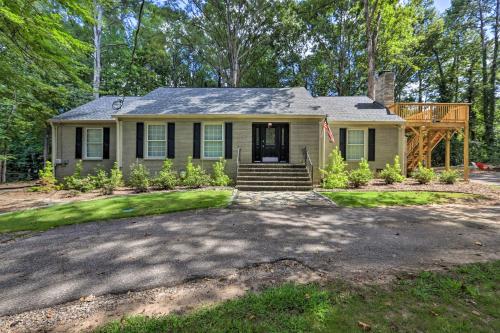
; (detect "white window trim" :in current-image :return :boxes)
[144,122,167,160]
[346,128,368,162]
[202,122,225,160]
[83,127,103,160]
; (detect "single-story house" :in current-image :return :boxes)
[50,72,406,190]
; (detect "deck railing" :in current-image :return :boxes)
[388,103,469,123]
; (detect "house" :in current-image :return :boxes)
[50,72,407,190]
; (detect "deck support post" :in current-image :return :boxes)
[426,129,432,167]
[418,126,424,165]
[463,116,469,181]
[445,131,451,171]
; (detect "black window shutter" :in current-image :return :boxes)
[368,128,376,161]
[224,122,232,159]
[339,128,347,159]
[193,123,201,159]
[136,122,144,158]
[167,123,175,159]
[103,127,110,159]
[75,127,82,159]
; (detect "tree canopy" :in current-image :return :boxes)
[0,0,498,180]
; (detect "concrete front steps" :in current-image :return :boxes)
[236,163,312,191]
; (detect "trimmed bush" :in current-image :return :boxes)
[321,147,349,189]
[182,156,211,188]
[128,163,150,192]
[412,162,435,184]
[440,169,459,184]
[212,158,231,186]
[380,155,405,184]
[91,169,109,189]
[153,159,178,190]
[101,162,124,195]
[348,159,373,188]
[63,160,95,192]
[37,161,56,190]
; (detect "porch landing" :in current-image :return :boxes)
[236,163,313,191]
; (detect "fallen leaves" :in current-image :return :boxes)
[358,321,371,331]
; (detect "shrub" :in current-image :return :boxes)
[412,162,436,184]
[440,169,459,184]
[91,169,109,189]
[348,159,373,188]
[101,162,124,195]
[182,156,211,188]
[128,163,150,192]
[153,159,178,190]
[37,161,56,190]
[320,148,349,188]
[63,160,95,192]
[380,155,405,184]
[211,158,231,186]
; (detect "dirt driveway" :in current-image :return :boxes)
[0,198,499,319]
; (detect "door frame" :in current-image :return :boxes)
[252,122,289,163]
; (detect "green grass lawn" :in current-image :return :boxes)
[0,190,232,234]
[321,191,481,208]
[95,261,500,333]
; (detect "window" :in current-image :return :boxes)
[146,124,166,158]
[203,123,224,158]
[85,128,103,159]
[346,129,365,161]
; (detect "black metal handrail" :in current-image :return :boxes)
[303,146,313,183]
[236,147,241,178]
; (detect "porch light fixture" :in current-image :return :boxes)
[267,122,272,127]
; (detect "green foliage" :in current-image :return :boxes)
[128,163,150,193]
[412,163,436,184]
[0,190,232,234]
[320,148,349,189]
[348,159,373,188]
[211,158,231,186]
[181,156,211,188]
[101,162,124,195]
[153,160,178,190]
[91,169,109,189]
[321,191,479,208]
[380,155,405,184]
[63,160,95,192]
[37,161,56,190]
[439,169,460,184]
[94,261,500,333]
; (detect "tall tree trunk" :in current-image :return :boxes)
[417,71,423,103]
[488,0,499,149]
[478,0,492,147]
[466,60,477,140]
[93,0,103,99]
[364,0,381,99]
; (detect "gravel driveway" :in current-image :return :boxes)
[0,199,499,316]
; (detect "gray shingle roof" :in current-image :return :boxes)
[52,96,140,121]
[117,87,324,116]
[316,96,404,122]
[51,88,404,123]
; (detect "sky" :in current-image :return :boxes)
[434,0,451,13]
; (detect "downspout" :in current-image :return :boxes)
[51,122,57,177]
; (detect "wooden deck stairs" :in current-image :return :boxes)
[388,103,470,177]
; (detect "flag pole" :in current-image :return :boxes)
[323,116,326,169]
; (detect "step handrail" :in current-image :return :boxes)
[303,146,313,183]
[236,147,241,178]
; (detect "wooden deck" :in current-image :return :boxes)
[388,103,470,179]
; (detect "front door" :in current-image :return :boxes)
[252,123,289,163]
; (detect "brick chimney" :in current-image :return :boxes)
[374,71,395,106]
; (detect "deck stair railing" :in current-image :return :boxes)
[303,146,314,182]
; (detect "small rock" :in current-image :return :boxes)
[358,321,371,331]
[474,241,483,246]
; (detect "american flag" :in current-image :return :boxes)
[323,118,335,143]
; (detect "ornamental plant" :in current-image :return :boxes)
[128,162,150,192]
[153,159,178,190]
[439,169,459,184]
[37,161,56,191]
[412,162,436,184]
[380,155,405,184]
[212,158,231,186]
[63,160,95,192]
[320,147,348,189]
[348,159,373,188]
[182,156,211,188]
[101,162,124,195]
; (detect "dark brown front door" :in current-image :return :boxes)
[252,123,289,163]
